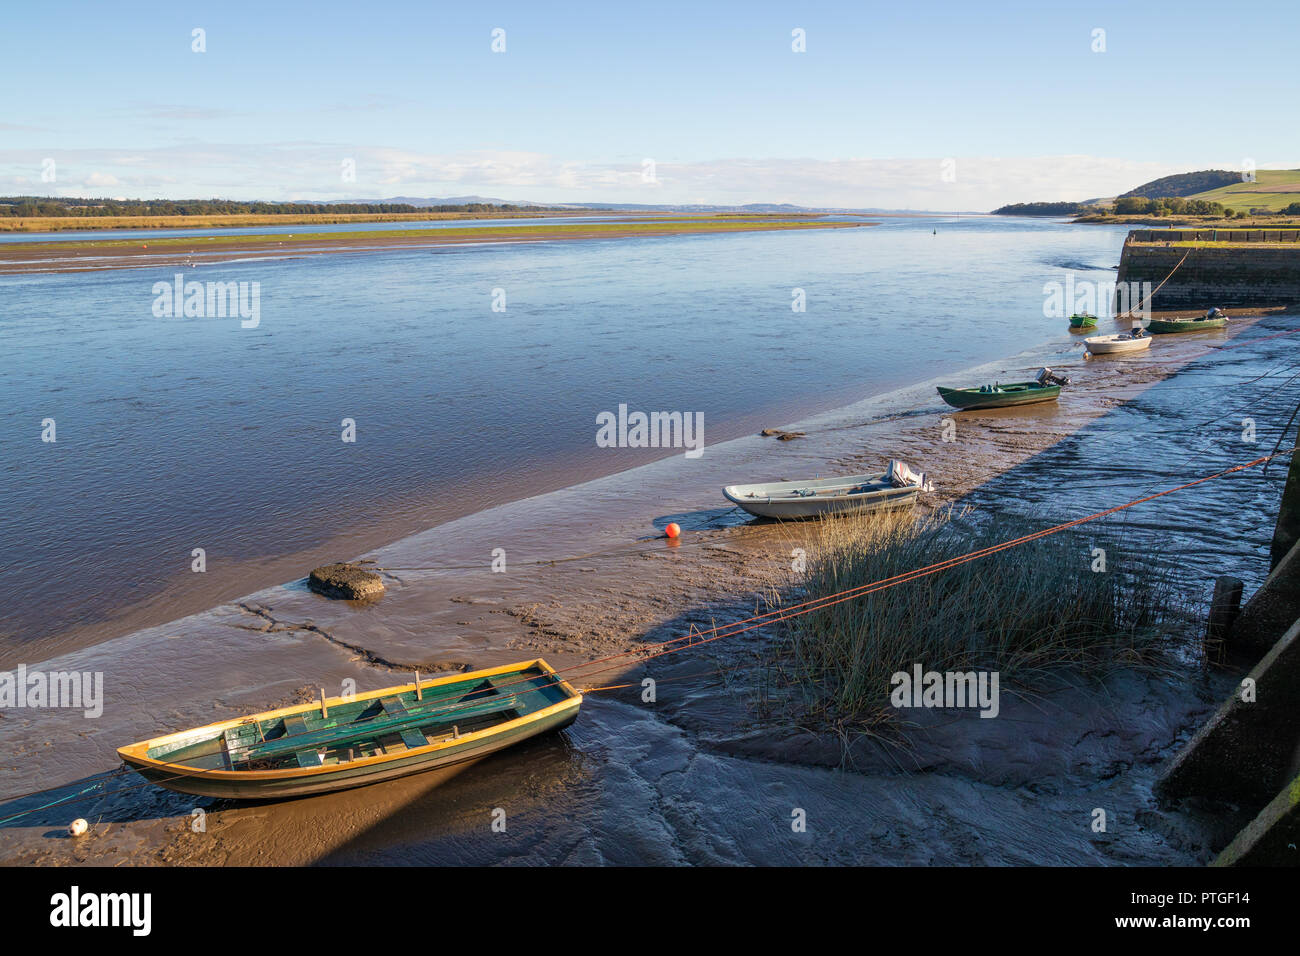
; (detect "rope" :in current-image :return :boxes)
[1119,249,1189,320]
[0,772,128,824]
[3,445,1293,822]
[4,314,1295,819]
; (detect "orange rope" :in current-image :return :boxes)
[560,451,1288,687]
[5,448,1292,816]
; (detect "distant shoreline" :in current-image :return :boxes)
[0,209,609,233]
[0,216,872,275]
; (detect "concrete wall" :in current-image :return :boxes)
[1128,229,1300,243]
[1116,235,1300,309]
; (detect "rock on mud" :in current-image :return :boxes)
[307,563,385,600]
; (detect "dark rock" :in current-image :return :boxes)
[307,563,385,600]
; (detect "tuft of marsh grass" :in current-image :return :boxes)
[769,508,1191,733]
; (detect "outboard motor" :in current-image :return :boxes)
[1036,367,1071,387]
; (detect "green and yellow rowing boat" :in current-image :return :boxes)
[118,659,582,800]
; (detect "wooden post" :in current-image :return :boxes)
[415,670,422,701]
[320,688,328,719]
[1206,575,1244,658]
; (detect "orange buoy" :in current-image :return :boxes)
[665,522,681,539]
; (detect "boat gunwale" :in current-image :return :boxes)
[721,471,905,503]
[116,658,583,782]
[936,381,1060,397]
[1146,317,1229,333]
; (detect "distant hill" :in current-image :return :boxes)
[993,168,1300,217]
[1183,169,1300,213]
[1120,170,1239,199]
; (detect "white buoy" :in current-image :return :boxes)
[68,818,89,837]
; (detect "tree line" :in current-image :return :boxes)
[990,201,1084,216]
[1112,196,1228,216]
[994,197,1242,218]
[0,197,559,217]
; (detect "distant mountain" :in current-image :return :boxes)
[334,195,553,207]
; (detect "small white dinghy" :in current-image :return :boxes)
[1084,328,1153,355]
[723,460,932,520]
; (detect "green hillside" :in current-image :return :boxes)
[1120,170,1239,199]
[1185,170,1300,213]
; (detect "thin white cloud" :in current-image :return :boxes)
[0,144,1290,209]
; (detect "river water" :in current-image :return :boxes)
[0,215,1131,660]
[0,211,1293,863]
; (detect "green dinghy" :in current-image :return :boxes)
[1146,316,1228,334]
[937,381,1060,410]
[937,368,1070,411]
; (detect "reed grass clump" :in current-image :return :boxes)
[775,509,1189,731]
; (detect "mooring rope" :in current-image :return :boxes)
[1118,249,1190,321]
[5,444,1292,823]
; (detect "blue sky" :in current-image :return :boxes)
[2,0,1297,209]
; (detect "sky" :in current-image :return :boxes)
[2,0,1298,210]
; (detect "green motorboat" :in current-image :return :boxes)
[1146,315,1228,334]
[1069,313,1098,329]
[937,380,1061,410]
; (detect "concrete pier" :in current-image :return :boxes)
[1231,539,1300,658]
[1156,434,1299,864]
[1272,450,1300,570]
[1158,616,1300,807]
[1116,230,1300,310]
[1212,772,1300,866]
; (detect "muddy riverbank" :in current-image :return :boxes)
[0,217,868,275]
[1,313,1294,865]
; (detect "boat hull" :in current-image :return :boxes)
[723,471,922,520]
[1084,334,1153,355]
[118,659,582,801]
[122,707,578,800]
[1146,318,1228,334]
[936,383,1060,410]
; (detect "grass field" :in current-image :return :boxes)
[3,217,851,251]
[1187,169,1300,213]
